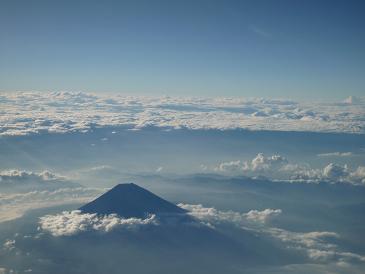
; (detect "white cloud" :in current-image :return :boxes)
[0,169,100,222]
[39,210,158,236]
[306,249,365,263]
[268,229,338,251]
[216,154,288,173]
[350,166,365,185]
[216,160,242,173]
[0,92,364,136]
[317,152,353,157]
[247,153,288,171]
[178,203,281,227]
[268,228,365,263]
[245,209,282,223]
[252,263,365,274]
[323,163,348,179]
[0,170,65,185]
[293,163,365,185]
[0,169,97,223]
[3,239,15,251]
[0,187,104,223]
[214,154,365,185]
[178,203,365,264]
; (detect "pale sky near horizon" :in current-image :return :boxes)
[0,0,364,100]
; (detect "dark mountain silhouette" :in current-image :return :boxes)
[79,183,186,218]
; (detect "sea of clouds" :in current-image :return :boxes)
[0,92,364,136]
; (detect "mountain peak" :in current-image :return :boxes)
[79,183,186,218]
[113,183,141,190]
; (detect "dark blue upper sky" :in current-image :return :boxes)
[0,0,364,99]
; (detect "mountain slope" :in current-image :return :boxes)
[79,183,186,218]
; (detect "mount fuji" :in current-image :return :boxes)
[79,183,186,218]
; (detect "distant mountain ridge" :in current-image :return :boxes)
[79,183,186,218]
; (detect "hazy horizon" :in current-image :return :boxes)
[1,0,364,100]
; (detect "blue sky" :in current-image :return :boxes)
[0,0,364,100]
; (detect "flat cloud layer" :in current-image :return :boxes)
[0,92,364,136]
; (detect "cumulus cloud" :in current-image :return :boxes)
[246,153,288,171]
[0,92,364,136]
[39,210,158,236]
[215,160,243,173]
[216,154,287,173]
[215,153,365,185]
[293,163,365,185]
[0,187,104,223]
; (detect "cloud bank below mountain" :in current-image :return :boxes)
[39,210,158,236]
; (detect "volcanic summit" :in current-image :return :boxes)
[79,183,186,218]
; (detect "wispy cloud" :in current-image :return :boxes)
[0,187,104,223]
[179,203,365,264]
[248,25,272,38]
[317,152,353,157]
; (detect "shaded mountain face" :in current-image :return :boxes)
[79,183,186,218]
